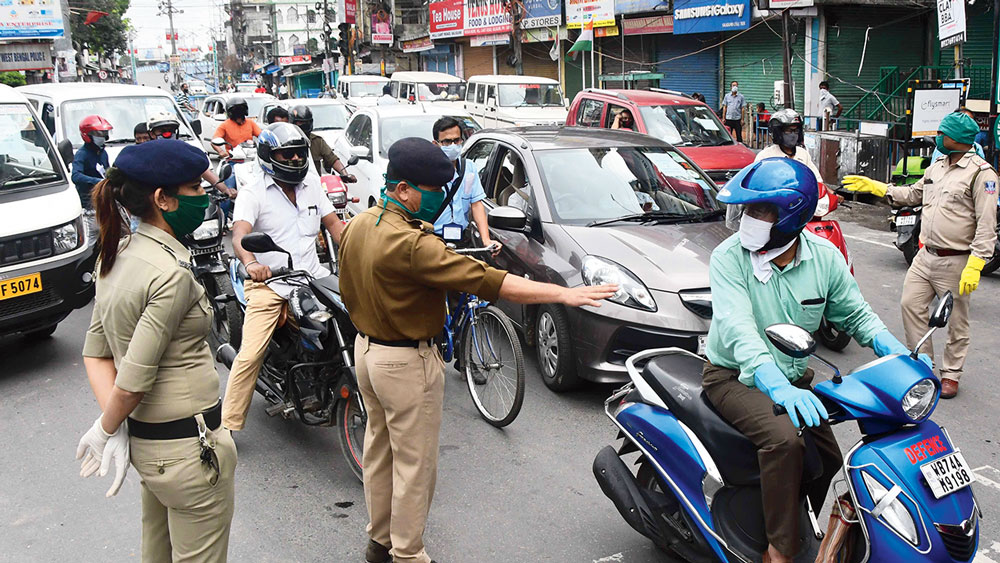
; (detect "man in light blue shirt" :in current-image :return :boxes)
[721,80,746,143]
[431,116,499,252]
[703,158,926,563]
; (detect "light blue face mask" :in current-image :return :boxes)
[440,144,462,162]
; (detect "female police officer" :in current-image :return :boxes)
[75,139,238,562]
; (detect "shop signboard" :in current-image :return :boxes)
[0,2,64,38]
[936,0,966,48]
[622,14,673,35]
[372,11,393,44]
[673,0,749,34]
[465,0,511,35]
[0,42,52,71]
[402,36,435,52]
[911,88,962,137]
[522,0,562,29]
[344,0,357,24]
[615,0,669,15]
[430,0,465,38]
[567,0,615,29]
[278,54,312,65]
[470,32,509,46]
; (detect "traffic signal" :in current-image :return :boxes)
[337,23,351,60]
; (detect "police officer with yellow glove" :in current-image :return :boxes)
[339,137,617,563]
[843,112,999,398]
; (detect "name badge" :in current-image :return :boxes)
[442,223,463,242]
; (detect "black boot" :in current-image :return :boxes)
[365,539,391,563]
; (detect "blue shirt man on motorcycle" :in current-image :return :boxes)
[703,158,929,562]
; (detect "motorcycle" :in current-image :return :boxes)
[316,172,359,274]
[215,232,367,481]
[807,184,853,351]
[889,203,1000,274]
[594,292,980,563]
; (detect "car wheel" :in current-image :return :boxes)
[535,305,580,392]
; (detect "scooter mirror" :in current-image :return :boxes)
[764,324,817,359]
[211,137,227,146]
[241,232,285,255]
[929,291,953,328]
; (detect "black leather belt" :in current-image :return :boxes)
[925,246,970,257]
[359,331,433,349]
[128,402,222,440]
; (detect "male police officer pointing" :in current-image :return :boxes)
[338,137,617,563]
[845,112,999,398]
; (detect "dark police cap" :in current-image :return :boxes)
[115,139,209,185]
[387,137,454,187]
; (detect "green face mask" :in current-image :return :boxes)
[162,193,210,237]
[383,182,446,223]
[935,135,955,156]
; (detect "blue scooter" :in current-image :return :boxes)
[594,292,979,562]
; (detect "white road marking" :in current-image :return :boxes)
[973,465,1000,491]
[843,234,897,250]
[593,553,625,562]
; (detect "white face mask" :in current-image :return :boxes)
[739,214,773,251]
[731,86,738,93]
[440,144,462,162]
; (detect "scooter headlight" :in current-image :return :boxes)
[902,379,937,422]
[861,471,920,546]
[191,220,220,241]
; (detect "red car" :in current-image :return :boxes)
[566,88,756,185]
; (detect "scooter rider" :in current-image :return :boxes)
[147,110,236,199]
[220,122,346,431]
[289,104,357,182]
[706,158,930,563]
[843,112,998,399]
[72,115,112,209]
[213,97,262,159]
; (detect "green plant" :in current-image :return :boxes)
[0,71,26,87]
[71,0,131,57]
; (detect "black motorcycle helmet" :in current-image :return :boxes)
[290,105,314,135]
[257,122,311,184]
[768,108,804,148]
[226,97,250,120]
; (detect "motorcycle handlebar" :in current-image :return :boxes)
[773,404,787,416]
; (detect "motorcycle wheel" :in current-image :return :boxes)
[336,392,366,483]
[635,460,715,563]
[815,318,851,352]
[209,272,243,351]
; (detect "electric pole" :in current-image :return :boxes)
[506,0,523,75]
[319,0,333,89]
[781,9,793,109]
[158,0,184,88]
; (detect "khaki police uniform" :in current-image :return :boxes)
[339,201,507,563]
[308,132,340,175]
[83,223,237,562]
[886,152,999,380]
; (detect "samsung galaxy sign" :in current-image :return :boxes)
[673,0,749,34]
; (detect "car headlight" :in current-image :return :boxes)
[52,219,82,254]
[191,220,220,241]
[582,255,656,312]
[861,471,919,546]
[901,379,937,422]
[679,290,712,319]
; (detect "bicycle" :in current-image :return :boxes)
[440,244,525,427]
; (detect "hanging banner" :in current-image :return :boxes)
[595,24,618,37]
[430,0,465,38]
[470,32,509,46]
[911,88,962,137]
[0,42,52,71]
[566,0,615,29]
[673,0,750,35]
[402,36,435,52]
[344,0,357,24]
[936,0,966,48]
[615,0,669,15]
[464,0,512,36]
[372,10,393,44]
[0,3,64,39]
[522,0,562,29]
[622,14,673,35]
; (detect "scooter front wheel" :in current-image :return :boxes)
[816,318,851,352]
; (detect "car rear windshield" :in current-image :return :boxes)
[638,105,733,147]
[534,146,722,224]
[497,84,563,107]
[62,96,192,147]
[379,115,481,155]
[0,104,64,191]
[311,104,351,130]
[350,82,386,97]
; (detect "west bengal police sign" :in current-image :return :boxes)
[673,0,750,34]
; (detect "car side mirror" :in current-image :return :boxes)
[487,206,527,231]
[347,154,360,166]
[487,97,497,108]
[211,137,227,147]
[190,120,202,136]
[214,113,226,121]
[57,139,73,167]
[240,232,285,254]
[764,323,817,359]
[350,145,371,161]
[929,291,953,328]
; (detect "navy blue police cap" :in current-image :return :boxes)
[387,137,454,187]
[115,139,209,186]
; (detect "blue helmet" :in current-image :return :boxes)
[718,157,818,250]
[257,122,310,183]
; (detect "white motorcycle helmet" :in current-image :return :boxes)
[147,111,181,140]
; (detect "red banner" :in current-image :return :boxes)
[430,0,464,39]
[344,0,356,24]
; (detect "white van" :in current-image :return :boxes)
[388,71,466,106]
[464,75,567,128]
[338,75,390,108]
[0,85,96,339]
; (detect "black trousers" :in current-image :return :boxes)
[702,362,843,556]
[724,118,744,143]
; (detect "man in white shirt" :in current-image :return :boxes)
[377,83,399,106]
[221,122,345,430]
[818,81,841,130]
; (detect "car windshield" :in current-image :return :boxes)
[533,146,722,224]
[0,104,64,190]
[497,84,563,107]
[638,105,733,147]
[416,82,466,102]
[379,114,480,155]
[350,82,387,97]
[62,96,192,147]
[310,104,351,130]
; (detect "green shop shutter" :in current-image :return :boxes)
[657,33,721,109]
[824,6,928,111]
[722,21,805,113]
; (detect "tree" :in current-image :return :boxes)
[0,71,26,87]
[307,38,319,55]
[71,0,131,58]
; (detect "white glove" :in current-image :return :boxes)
[76,416,130,497]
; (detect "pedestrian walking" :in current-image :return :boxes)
[844,112,999,398]
[338,137,617,563]
[722,80,746,143]
[75,139,237,561]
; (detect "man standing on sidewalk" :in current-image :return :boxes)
[722,80,746,143]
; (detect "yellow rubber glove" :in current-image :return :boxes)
[959,255,985,295]
[842,175,888,198]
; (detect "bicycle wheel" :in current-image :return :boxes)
[462,305,525,427]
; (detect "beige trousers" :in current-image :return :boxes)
[221,282,285,430]
[131,427,238,562]
[900,248,972,380]
[355,334,445,563]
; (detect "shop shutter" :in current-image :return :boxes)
[657,33,721,109]
[463,43,495,76]
[496,43,560,80]
[722,21,805,113]
[824,7,928,112]
[597,34,657,88]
